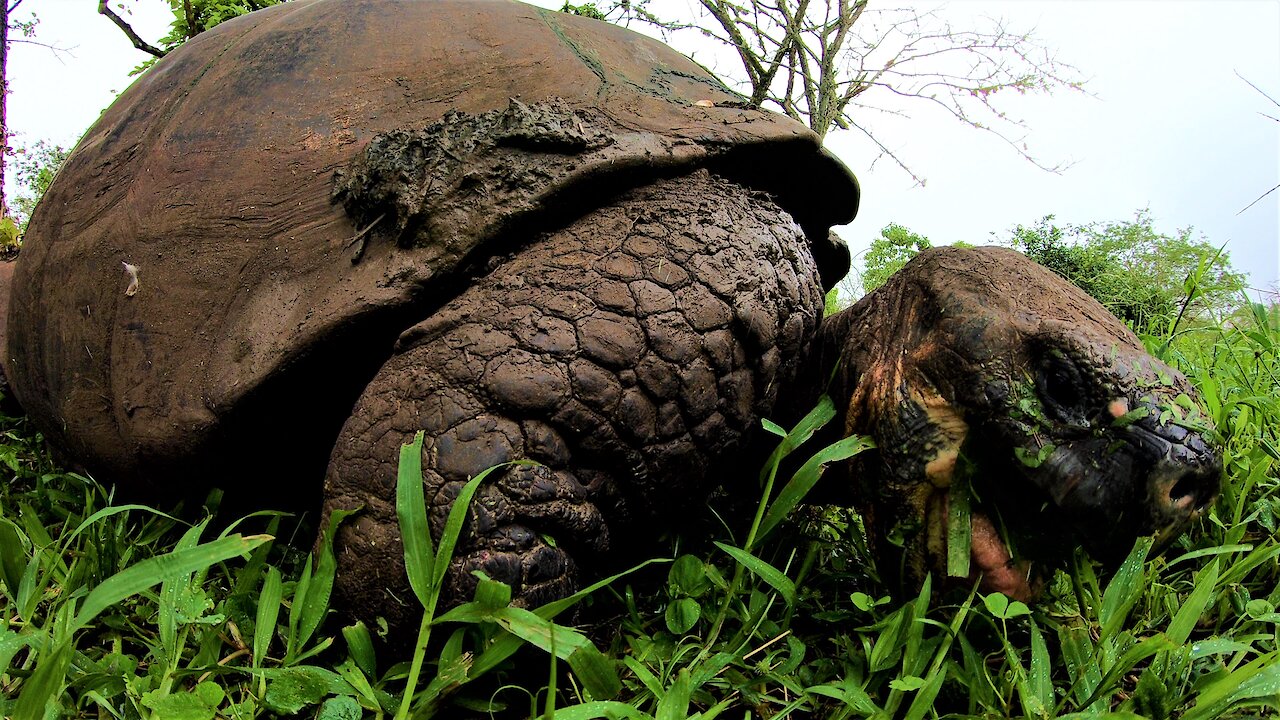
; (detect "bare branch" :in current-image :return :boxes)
[847,116,926,187]
[1238,184,1279,216]
[699,0,766,87]
[609,0,1080,172]
[183,0,198,42]
[1237,69,1280,109]
[8,38,71,58]
[1236,72,1279,214]
[98,0,167,58]
[754,0,809,107]
[610,0,1084,177]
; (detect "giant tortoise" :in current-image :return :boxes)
[5,0,1219,631]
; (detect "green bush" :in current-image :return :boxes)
[1008,212,1247,336]
[858,223,933,296]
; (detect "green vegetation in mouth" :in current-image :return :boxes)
[945,455,1029,589]
[946,470,973,578]
[1015,441,1058,468]
[1112,404,1153,427]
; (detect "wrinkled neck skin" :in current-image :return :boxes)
[799,247,1221,600]
[802,275,945,507]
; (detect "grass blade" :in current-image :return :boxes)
[808,679,881,715]
[0,519,29,600]
[15,545,46,622]
[567,643,623,701]
[622,656,663,698]
[656,667,692,720]
[901,671,945,720]
[460,558,670,680]
[713,541,796,606]
[254,565,283,668]
[0,629,29,676]
[63,504,181,547]
[757,433,873,543]
[396,456,505,720]
[1099,536,1151,641]
[341,622,377,679]
[904,587,975,720]
[431,462,508,592]
[544,701,650,719]
[1078,636,1174,709]
[296,507,358,651]
[1028,619,1052,717]
[491,606,587,653]
[72,533,271,633]
[759,396,837,481]
[395,431,433,606]
[1219,541,1280,587]
[869,604,910,673]
[1167,559,1219,645]
[1164,544,1254,568]
[1183,652,1280,720]
[13,635,73,720]
[1058,624,1102,713]
[947,471,972,578]
[159,519,207,665]
[490,605,620,699]
[903,574,932,677]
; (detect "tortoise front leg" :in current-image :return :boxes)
[323,170,824,632]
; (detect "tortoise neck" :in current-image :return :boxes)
[808,297,878,413]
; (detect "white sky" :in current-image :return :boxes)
[9,0,1280,297]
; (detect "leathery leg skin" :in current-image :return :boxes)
[323,170,824,632]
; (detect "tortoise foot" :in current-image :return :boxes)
[432,464,607,605]
[446,525,580,609]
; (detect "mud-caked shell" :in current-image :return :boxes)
[6,0,857,494]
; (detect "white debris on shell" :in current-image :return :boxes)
[122,262,140,297]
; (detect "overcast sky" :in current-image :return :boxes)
[9,0,1279,299]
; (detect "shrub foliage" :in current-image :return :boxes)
[1009,212,1247,336]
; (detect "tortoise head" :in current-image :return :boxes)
[827,246,1220,599]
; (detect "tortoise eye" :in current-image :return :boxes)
[1037,350,1089,424]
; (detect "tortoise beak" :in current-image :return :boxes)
[1131,411,1222,548]
[1041,401,1221,565]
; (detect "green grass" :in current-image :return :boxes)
[1,300,1277,719]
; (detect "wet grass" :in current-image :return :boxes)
[1,300,1277,718]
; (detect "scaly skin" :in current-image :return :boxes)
[324,171,824,631]
[814,246,1221,598]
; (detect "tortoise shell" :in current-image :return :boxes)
[6,0,857,490]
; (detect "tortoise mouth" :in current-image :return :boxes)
[924,438,1104,600]
[925,463,1067,601]
[923,419,1220,600]
[937,496,1041,601]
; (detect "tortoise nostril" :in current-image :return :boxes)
[1168,474,1195,509]
[1167,468,1216,513]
